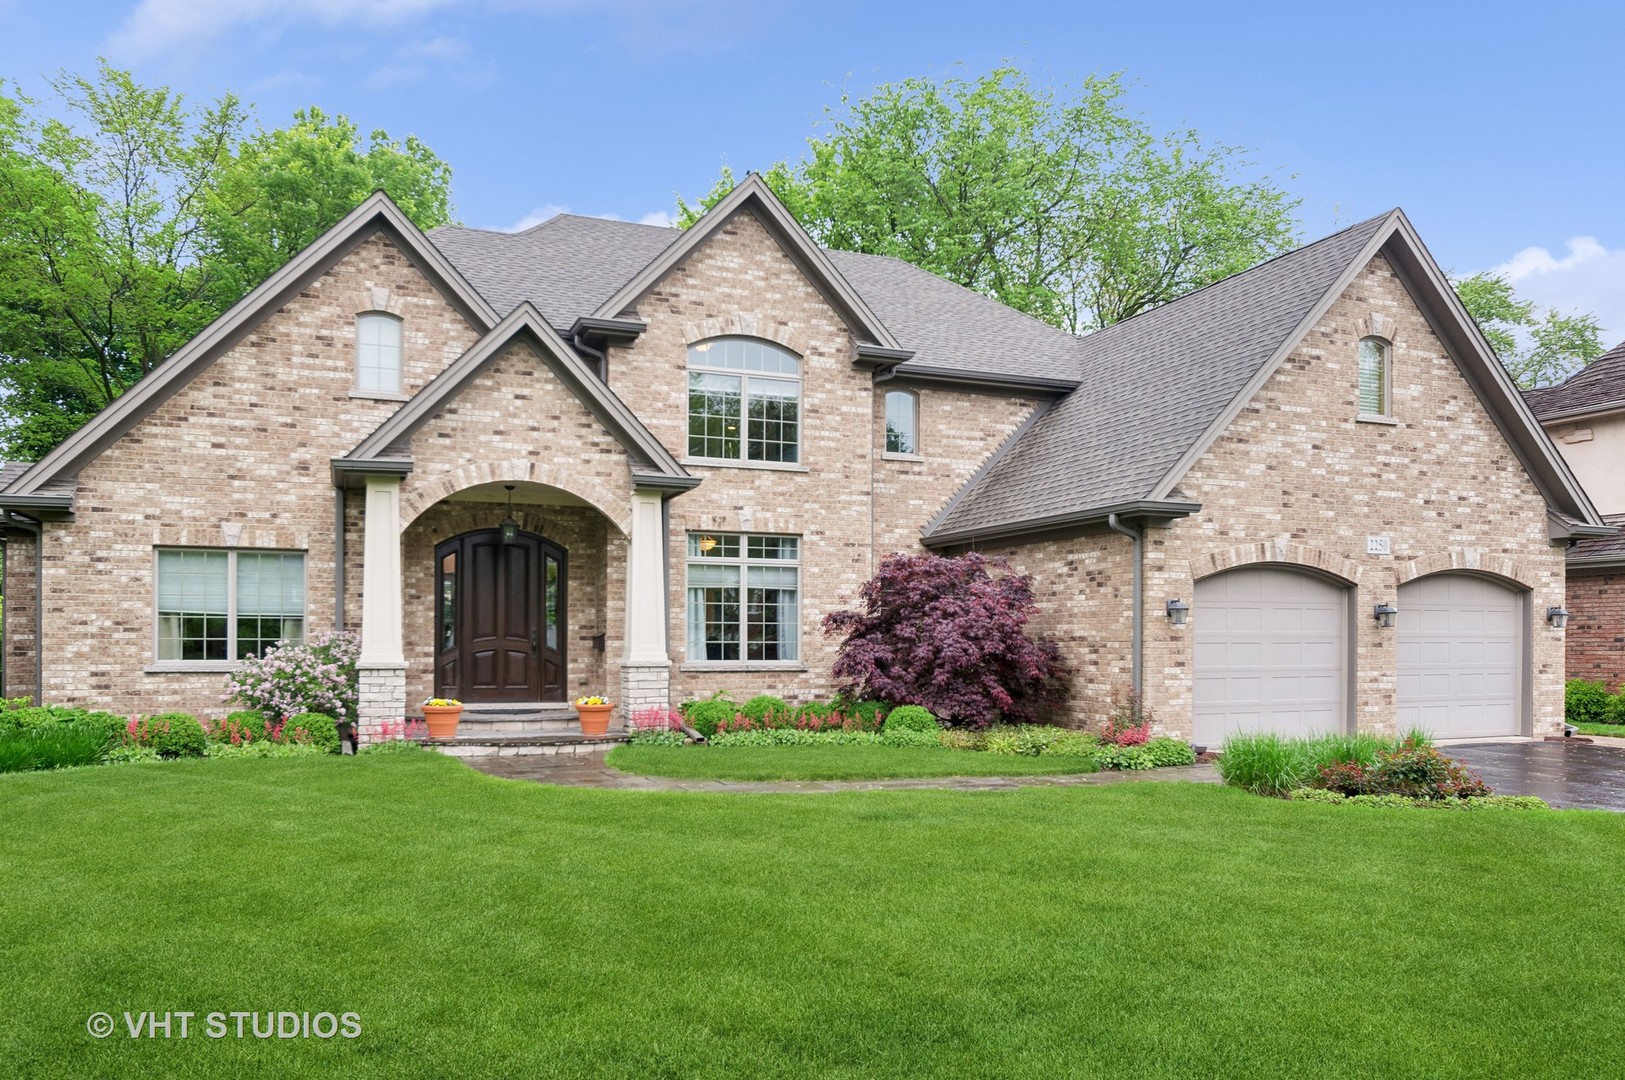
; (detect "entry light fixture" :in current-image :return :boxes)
[1547,606,1570,630]
[697,535,718,553]
[1165,598,1189,627]
[1373,603,1397,629]
[499,484,519,545]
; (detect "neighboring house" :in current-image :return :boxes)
[0,176,1605,745]
[1524,342,1625,687]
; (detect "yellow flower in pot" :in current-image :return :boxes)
[421,697,463,740]
[574,695,615,736]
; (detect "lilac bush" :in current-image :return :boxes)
[223,630,360,722]
[823,552,1067,725]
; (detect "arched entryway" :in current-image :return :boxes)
[434,528,567,703]
[1192,564,1353,747]
[1396,572,1525,738]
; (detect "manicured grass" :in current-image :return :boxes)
[1572,721,1625,740]
[606,743,1100,780]
[3,754,1625,1077]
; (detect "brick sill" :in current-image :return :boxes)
[1355,413,1399,426]
[145,662,242,674]
[679,662,809,673]
[349,390,410,402]
[881,451,926,462]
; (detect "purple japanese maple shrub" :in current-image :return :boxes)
[822,552,1067,725]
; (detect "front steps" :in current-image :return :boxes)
[417,703,627,758]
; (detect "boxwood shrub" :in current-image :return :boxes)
[134,712,208,758]
[680,695,738,739]
[284,712,341,753]
[740,695,792,724]
[1566,679,1615,725]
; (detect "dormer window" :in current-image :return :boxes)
[687,338,801,464]
[356,312,403,395]
[1358,336,1390,417]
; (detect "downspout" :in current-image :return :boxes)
[1106,512,1142,695]
[573,331,609,383]
[5,512,43,705]
[869,366,897,576]
[334,487,346,632]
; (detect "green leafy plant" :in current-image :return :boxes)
[1288,789,1549,811]
[1144,737,1197,767]
[0,722,112,772]
[740,695,793,725]
[207,740,327,760]
[1218,731,1434,796]
[282,712,341,753]
[128,712,207,758]
[680,693,739,739]
[880,705,941,745]
[1565,679,1615,725]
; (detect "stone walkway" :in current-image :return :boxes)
[468,751,1222,793]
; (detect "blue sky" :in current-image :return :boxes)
[5,0,1623,343]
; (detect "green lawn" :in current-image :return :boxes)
[606,743,1100,780]
[1572,721,1625,740]
[3,754,1624,1078]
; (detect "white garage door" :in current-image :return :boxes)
[1193,567,1349,747]
[1397,573,1522,739]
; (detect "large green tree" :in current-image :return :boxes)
[1453,272,1604,388]
[0,65,455,459]
[678,68,1302,333]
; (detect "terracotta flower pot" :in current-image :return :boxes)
[423,705,463,740]
[577,703,614,736]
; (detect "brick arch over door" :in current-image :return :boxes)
[1396,569,1528,739]
[1188,541,1363,587]
[400,459,632,537]
[1397,551,1533,590]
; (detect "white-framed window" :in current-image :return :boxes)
[156,549,306,662]
[356,312,403,394]
[1358,336,1390,416]
[686,338,801,464]
[884,388,919,455]
[685,533,800,663]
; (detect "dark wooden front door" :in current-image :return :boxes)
[434,529,566,703]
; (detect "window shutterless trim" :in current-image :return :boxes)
[683,532,801,664]
[152,547,309,666]
[355,311,404,396]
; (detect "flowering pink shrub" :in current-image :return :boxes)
[223,630,359,721]
[1099,691,1152,746]
[630,706,684,731]
[823,552,1067,725]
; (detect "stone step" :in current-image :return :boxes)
[454,715,580,735]
[423,732,628,759]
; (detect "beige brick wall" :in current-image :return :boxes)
[993,255,1566,737]
[22,232,482,717]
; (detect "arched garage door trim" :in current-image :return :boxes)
[1192,562,1356,747]
[1396,570,1530,739]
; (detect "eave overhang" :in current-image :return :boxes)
[922,499,1203,550]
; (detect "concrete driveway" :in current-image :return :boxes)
[1447,738,1625,811]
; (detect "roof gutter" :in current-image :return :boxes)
[923,500,1202,550]
[1106,513,1143,696]
[882,367,1080,395]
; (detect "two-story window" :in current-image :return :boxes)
[685,533,800,663]
[156,549,306,662]
[356,312,403,395]
[686,338,801,464]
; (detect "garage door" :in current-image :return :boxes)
[1397,573,1522,739]
[1193,567,1349,747]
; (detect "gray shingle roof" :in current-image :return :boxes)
[430,216,681,332]
[1523,341,1625,419]
[926,211,1395,541]
[1570,513,1625,562]
[430,214,1086,385]
[0,462,27,491]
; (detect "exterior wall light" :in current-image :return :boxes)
[1548,606,1570,629]
[1373,603,1397,628]
[1165,599,1189,627]
[499,484,519,545]
[697,535,718,553]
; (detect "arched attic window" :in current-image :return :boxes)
[356,312,403,395]
[686,338,801,464]
[1358,336,1390,417]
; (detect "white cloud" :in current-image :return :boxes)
[638,210,676,228]
[400,35,472,61]
[108,0,459,58]
[1492,236,1625,349]
[500,204,571,232]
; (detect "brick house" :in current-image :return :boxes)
[0,176,1605,745]
[1525,342,1625,688]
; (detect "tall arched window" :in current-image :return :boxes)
[1358,336,1390,416]
[686,338,801,464]
[884,389,919,455]
[356,312,403,394]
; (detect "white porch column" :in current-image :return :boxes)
[357,474,407,741]
[621,487,671,720]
